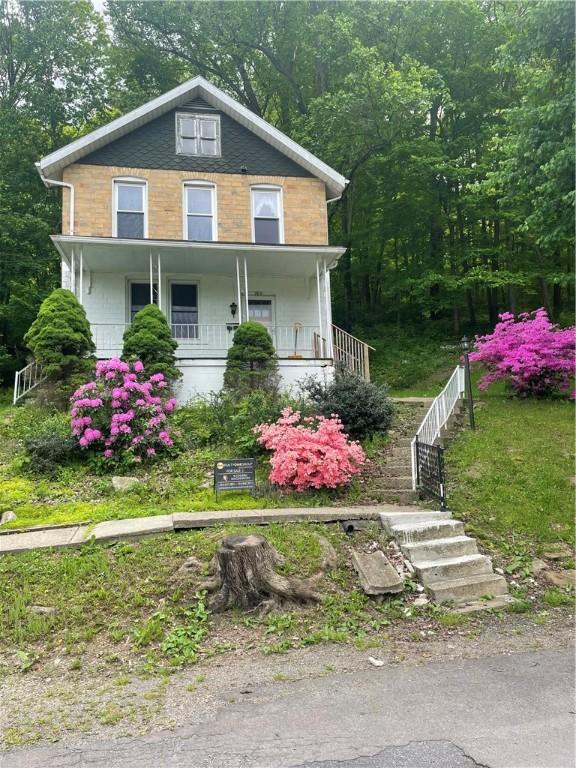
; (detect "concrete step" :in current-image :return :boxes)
[426,573,509,604]
[380,464,412,476]
[390,519,464,543]
[401,535,478,563]
[372,490,420,505]
[372,475,414,489]
[415,553,493,585]
[380,509,450,530]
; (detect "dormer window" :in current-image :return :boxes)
[176,113,220,157]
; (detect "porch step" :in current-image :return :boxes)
[390,519,464,543]
[380,510,450,530]
[401,535,478,563]
[415,553,492,586]
[426,573,509,604]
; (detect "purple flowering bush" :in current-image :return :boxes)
[70,358,177,465]
[470,308,575,397]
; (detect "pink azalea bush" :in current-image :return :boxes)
[70,358,177,464]
[470,308,575,397]
[254,407,366,491]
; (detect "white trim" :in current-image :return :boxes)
[112,177,148,239]
[182,180,217,241]
[315,260,324,349]
[236,256,242,323]
[175,112,221,157]
[243,256,249,319]
[36,76,348,198]
[250,184,284,245]
[52,234,345,261]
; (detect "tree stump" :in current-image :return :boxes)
[200,533,327,613]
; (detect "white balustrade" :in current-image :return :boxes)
[13,360,46,404]
[332,324,374,381]
[410,365,466,489]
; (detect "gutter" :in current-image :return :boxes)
[35,162,74,235]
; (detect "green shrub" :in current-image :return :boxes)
[300,373,394,441]
[23,289,95,402]
[122,304,180,382]
[23,412,77,475]
[223,321,279,396]
[173,390,307,455]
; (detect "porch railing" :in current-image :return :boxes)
[410,365,465,491]
[90,323,328,359]
[13,360,46,405]
[332,324,375,381]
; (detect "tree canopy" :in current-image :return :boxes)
[1,0,573,384]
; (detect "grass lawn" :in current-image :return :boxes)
[445,390,574,552]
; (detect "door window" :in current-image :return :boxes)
[171,283,198,339]
[130,282,157,321]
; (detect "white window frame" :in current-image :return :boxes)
[251,184,284,245]
[168,279,200,341]
[113,177,147,239]
[176,112,221,157]
[182,181,217,241]
[126,279,158,323]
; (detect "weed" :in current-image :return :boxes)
[132,611,168,648]
[541,588,574,608]
[69,658,82,671]
[160,593,209,664]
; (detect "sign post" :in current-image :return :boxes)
[214,459,256,499]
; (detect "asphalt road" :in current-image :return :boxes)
[1,648,574,768]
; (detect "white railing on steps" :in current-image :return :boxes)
[13,360,46,405]
[332,325,375,381]
[410,365,466,490]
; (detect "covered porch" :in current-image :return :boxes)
[52,235,343,363]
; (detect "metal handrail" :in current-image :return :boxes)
[13,360,46,405]
[410,365,465,490]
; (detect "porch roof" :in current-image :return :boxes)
[51,235,345,278]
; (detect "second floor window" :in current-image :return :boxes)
[114,180,145,238]
[185,183,215,241]
[252,187,282,244]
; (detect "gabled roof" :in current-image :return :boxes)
[37,76,348,199]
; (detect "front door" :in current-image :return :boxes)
[248,299,273,332]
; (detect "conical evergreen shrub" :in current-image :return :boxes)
[224,321,279,395]
[122,304,180,382]
[24,288,95,380]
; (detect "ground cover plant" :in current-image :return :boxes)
[470,308,575,397]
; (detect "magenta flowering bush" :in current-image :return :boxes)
[470,308,575,397]
[254,407,366,491]
[70,358,177,464]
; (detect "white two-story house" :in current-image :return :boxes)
[16,76,371,402]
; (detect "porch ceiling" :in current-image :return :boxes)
[51,235,345,278]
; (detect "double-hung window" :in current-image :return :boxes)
[176,113,220,157]
[252,187,283,244]
[184,183,216,241]
[114,180,146,239]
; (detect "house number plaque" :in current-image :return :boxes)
[214,458,256,497]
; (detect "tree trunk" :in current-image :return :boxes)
[200,533,328,613]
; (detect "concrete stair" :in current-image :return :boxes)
[380,509,509,606]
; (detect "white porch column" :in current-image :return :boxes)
[157,253,162,311]
[71,248,76,297]
[236,255,243,323]
[149,251,154,304]
[323,259,333,357]
[243,256,249,320]
[315,260,324,355]
[79,248,84,305]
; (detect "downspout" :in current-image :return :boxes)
[35,163,75,236]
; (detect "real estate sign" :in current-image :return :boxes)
[214,459,256,496]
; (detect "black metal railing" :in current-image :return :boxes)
[415,437,447,510]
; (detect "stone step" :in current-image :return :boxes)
[426,573,509,604]
[380,509,450,530]
[380,465,412,476]
[415,553,493,585]
[390,519,464,543]
[372,490,420,505]
[371,475,414,489]
[401,535,478,563]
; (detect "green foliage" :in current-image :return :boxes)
[223,321,279,396]
[23,289,95,385]
[173,389,307,455]
[23,412,76,476]
[300,373,394,441]
[541,588,574,608]
[122,304,180,382]
[160,592,209,664]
